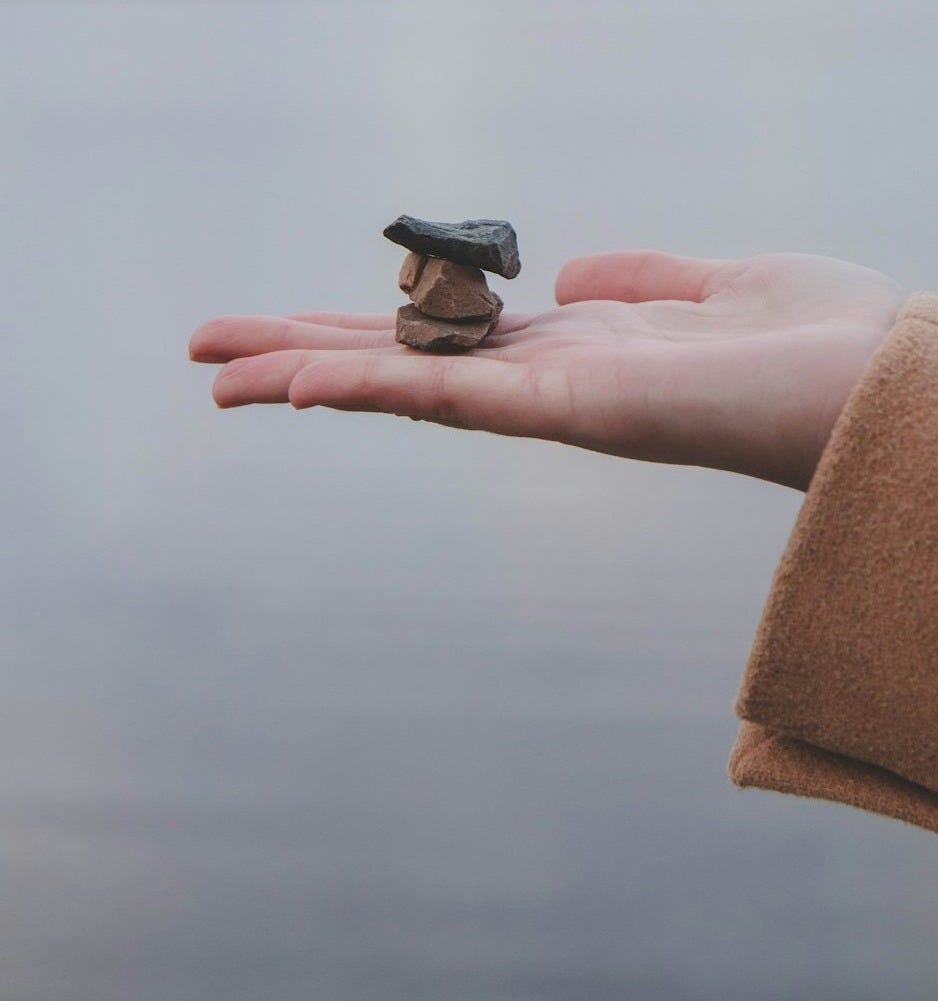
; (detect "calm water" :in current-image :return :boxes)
[2,2,937,998]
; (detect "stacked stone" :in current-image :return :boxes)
[383,215,521,353]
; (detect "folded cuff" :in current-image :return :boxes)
[730,722,938,833]
[730,293,938,832]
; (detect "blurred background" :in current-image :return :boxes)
[2,1,937,998]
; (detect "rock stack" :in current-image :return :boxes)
[383,215,521,353]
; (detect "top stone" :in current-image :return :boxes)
[383,215,521,279]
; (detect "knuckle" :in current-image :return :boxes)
[355,356,385,407]
[270,320,295,350]
[426,360,460,421]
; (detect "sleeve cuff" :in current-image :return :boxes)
[729,293,938,832]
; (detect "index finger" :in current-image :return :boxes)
[556,251,735,305]
[189,315,396,363]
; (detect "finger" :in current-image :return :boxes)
[285,311,395,328]
[287,310,537,337]
[287,353,566,439]
[212,347,397,407]
[190,315,394,363]
[555,251,735,305]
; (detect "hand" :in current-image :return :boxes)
[189,251,903,490]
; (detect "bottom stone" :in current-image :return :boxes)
[395,303,498,353]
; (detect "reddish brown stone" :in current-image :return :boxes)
[409,258,502,321]
[395,304,498,353]
[398,252,427,294]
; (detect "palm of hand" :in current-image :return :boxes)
[190,251,903,490]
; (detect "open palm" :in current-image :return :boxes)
[190,250,903,490]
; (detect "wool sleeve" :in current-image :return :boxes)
[729,293,938,834]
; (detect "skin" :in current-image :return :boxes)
[189,250,904,491]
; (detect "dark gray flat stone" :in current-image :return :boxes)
[384,215,521,279]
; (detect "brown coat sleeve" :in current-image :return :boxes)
[729,293,938,833]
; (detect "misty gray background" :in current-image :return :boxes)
[2,1,937,999]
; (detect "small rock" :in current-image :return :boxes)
[398,252,427,294]
[410,258,503,321]
[384,215,521,279]
[395,304,498,353]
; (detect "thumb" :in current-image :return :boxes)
[555,250,734,305]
